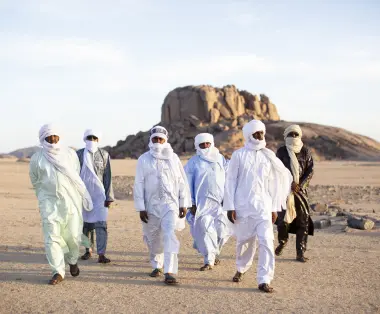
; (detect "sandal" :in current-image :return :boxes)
[200,264,213,271]
[149,268,163,277]
[275,241,287,256]
[69,264,80,277]
[49,273,63,285]
[214,258,221,266]
[164,273,179,285]
[258,283,274,293]
[98,255,111,264]
[296,255,309,263]
[81,251,92,260]
[232,271,244,282]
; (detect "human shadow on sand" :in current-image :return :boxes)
[0,267,261,293]
[0,251,47,264]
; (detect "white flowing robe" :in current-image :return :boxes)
[29,148,84,278]
[184,154,231,264]
[80,150,107,223]
[223,147,288,284]
[134,151,191,273]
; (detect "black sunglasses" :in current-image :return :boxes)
[87,135,98,140]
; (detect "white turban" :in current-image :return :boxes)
[242,120,266,150]
[284,125,303,139]
[242,120,266,142]
[83,129,102,142]
[194,133,219,162]
[194,133,214,149]
[39,124,59,144]
[149,125,168,142]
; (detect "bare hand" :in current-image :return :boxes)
[272,212,278,224]
[104,201,113,208]
[179,207,187,218]
[291,182,300,193]
[227,210,236,224]
[139,211,148,223]
[190,205,197,215]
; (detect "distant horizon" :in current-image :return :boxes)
[3,112,380,154]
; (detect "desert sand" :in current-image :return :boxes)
[1,159,380,314]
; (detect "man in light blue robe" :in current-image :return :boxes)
[185,133,231,271]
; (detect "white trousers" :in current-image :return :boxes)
[142,210,180,274]
[42,212,82,278]
[235,217,275,285]
[188,212,231,265]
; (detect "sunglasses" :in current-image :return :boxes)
[288,132,299,137]
[87,135,98,140]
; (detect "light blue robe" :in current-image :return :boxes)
[184,154,232,265]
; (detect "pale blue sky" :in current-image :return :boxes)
[1,0,379,152]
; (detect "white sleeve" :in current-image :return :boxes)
[133,157,146,212]
[223,152,239,211]
[184,158,195,205]
[177,156,192,208]
[268,167,278,212]
[69,148,80,174]
[29,154,39,193]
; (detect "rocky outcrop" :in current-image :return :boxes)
[8,146,40,159]
[107,85,380,161]
[161,85,280,124]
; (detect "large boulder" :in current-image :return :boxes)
[160,85,281,125]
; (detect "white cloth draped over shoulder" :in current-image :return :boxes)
[38,124,93,212]
[223,120,292,216]
[80,129,107,223]
[283,124,304,223]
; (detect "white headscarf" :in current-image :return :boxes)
[283,124,304,223]
[148,126,174,160]
[83,129,102,153]
[194,133,219,162]
[284,125,303,154]
[39,124,93,211]
[243,120,267,151]
[242,120,292,211]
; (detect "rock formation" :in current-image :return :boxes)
[107,85,380,161]
[161,85,279,124]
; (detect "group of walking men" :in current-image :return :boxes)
[30,119,314,292]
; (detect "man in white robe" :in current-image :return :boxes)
[29,124,93,285]
[134,126,191,285]
[223,120,292,293]
[77,130,114,263]
[184,133,231,270]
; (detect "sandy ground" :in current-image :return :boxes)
[1,159,380,314]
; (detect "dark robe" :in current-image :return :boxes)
[276,145,315,253]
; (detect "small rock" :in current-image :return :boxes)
[314,218,331,229]
[311,203,329,213]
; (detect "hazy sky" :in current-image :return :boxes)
[1,0,379,152]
